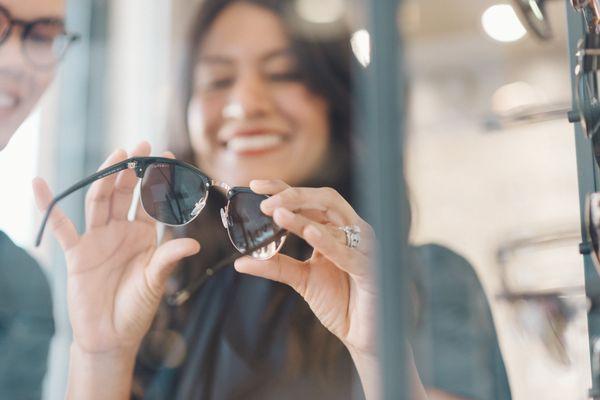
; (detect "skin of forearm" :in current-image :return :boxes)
[348,346,428,400]
[67,343,138,400]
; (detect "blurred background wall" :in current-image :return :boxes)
[0,0,592,398]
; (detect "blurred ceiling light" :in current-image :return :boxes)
[351,29,371,68]
[482,4,527,42]
[294,0,346,24]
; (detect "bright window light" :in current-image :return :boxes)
[482,4,527,43]
[351,29,371,68]
[0,110,40,248]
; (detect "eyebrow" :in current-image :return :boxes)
[197,48,295,66]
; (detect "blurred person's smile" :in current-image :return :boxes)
[219,122,292,156]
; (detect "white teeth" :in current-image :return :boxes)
[227,134,284,153]
[0,92,18,109]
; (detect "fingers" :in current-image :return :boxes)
[272,207,371,277]
[32,177,79,251]
[85,149,128,229]
[110,142,151,220]
[145,238,200,297]
[249,179,290,195]
[260,186,359,227]
[234,253,309,297]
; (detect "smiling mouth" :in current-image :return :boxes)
[225,133,288,154]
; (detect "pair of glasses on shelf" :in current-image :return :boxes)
[574,33,600,142]
[574,34,600,276]
[0,5,79,69]
[37,157,288,304]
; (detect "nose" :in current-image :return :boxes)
[224,71,273,120]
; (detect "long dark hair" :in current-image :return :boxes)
[166,0,357,294]
[134,1,359,398]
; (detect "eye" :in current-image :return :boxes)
[267,70,303,83]
[199,76,235,91]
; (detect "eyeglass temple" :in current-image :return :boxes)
[35,158,137,247]
[167,229,287,306]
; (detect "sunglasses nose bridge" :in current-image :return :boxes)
[209,179,232,194]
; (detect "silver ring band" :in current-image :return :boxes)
[338,225,361,249]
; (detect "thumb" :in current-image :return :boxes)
[146,238,200,294]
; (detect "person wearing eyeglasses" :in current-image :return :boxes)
[0,0,78,399]
[32,1,509,399]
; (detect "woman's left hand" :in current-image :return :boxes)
[234,179,378,358]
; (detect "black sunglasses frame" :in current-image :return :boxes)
[36,157,287,259]
[0,5,80,70]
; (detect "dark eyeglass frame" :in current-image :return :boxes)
[36,156,287,258]
[574,34,600,141]
[586,193,600,271]
[0,5,80,69]
[513,0,553,41]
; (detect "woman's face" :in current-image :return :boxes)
[187,1,331,187]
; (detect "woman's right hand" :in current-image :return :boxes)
[32,142,200,356]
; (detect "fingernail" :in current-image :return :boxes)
[305,225,322,240]
[234,257,251,270]
[261,198,276,213]
[274,207,294,222]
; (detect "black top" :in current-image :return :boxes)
[411,244,511,400]
[133,243,511,400]
[0,231,55,400]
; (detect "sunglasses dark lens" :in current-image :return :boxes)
[226,192,285,259]
[140,163,208,225]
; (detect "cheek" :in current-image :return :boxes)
[187,95,224,152]
[274,88,330,147]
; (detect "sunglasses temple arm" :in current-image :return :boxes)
[167,229,287,306]
[34,160,134,247]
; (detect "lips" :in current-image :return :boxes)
[219,125,291,156]
[226,133,286,153]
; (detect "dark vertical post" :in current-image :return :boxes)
[356,0,410,398]
[564,1,600,397]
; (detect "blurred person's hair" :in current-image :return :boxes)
[167,0,358,299]
[170,0,355,195]
[132,2,360,395]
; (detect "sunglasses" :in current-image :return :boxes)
[0,5,80,70]
[514,0,552,41]
[571,0,600,34]
[36,157,287,261]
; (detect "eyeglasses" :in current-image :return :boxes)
[36,157,287,262]
[0,5,80,69]
[513,0,553,41]
[571,0,600,34]
[572,33,600,171]
[586,193,600,274]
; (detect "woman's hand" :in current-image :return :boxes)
[32,142,200,356]
[234,179,379,358]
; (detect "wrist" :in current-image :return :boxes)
[67,343,138,400]
[71,342,139,365]
[346,345,381,400]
